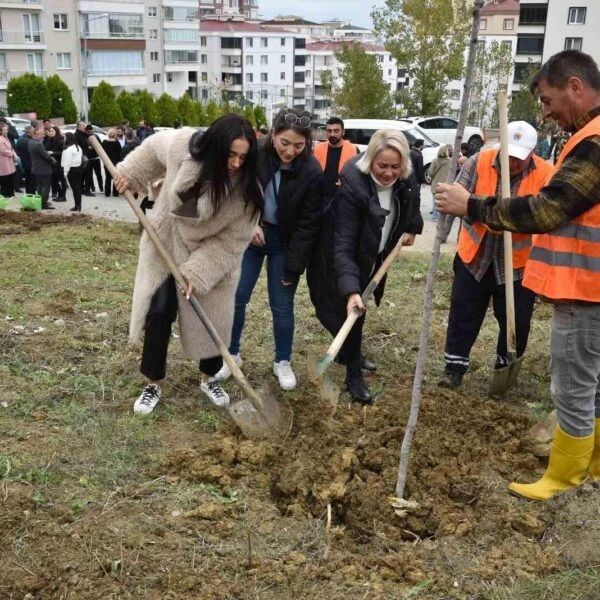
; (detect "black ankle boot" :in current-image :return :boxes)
[360,354,377,372]
[345,372,372,405]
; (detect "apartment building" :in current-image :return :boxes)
[513,0,547,88]
[543,1,599,60]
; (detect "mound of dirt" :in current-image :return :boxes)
[164,384,561,595]
[0,210,89,235]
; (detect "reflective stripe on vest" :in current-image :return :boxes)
[313,139,357,173]
[457,149,553,269]
[523,115,600,302]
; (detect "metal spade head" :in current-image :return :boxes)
[488,355,524,397]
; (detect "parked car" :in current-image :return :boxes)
[6,117,33,137]
[402,116,484,151]
[62,123,108,142]
[341,118,440,181]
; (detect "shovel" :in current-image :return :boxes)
[89,136,293,441]
[488,90,523,397]
[309,237,405,407]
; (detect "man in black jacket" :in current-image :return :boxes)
[84,125,103,196]
[29,125,57,209]
[74,120,94,196]
[16,126,36,194]
[410,139,426,184]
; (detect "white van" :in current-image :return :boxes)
[342,118,440,182]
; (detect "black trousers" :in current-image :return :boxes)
[140,276,223,381]
[67,168,83,209]
[84,158,103,192]
[104,168,118,196]
[0,173,14,197]
[24,168,36,194]
[35,173,52,204]
[444,254,536,375]
[51,167,67,199]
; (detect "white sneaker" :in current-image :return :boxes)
[201,378,230,407]
[273,360,297,391]
[213,354,242,381]
[134,383,161,415]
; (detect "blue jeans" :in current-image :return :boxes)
[229,225,298,362]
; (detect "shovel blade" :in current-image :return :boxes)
[488,355,524,397]
[308,350,341,409]
[229,391,293,441]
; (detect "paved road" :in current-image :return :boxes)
[2,184,460,253]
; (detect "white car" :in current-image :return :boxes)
[341,118,441,180]
[62,124,108,142]
[5,117,32,137]
[404,116,484,151]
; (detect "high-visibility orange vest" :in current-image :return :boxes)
[457,149,553,269]
[523,115,600,302]
[313,139,357,173]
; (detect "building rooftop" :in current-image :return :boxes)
[481,0,520,14]
[335,24,370,31]
[260,16,322,26]
[199,19,290,33]
[307,41,386,52]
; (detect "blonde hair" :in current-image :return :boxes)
[107,128,116,139]
[356,129,412,180]
[437,144,451,159]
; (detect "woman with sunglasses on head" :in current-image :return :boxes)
[307,129,423,404]
[211,108,323,392]
[113,114,262,414]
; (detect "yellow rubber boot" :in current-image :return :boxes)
[586,419,600,479]
[509,426,593,501]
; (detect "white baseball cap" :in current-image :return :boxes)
[505,121,537,160]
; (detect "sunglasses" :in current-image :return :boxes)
[283,112,311,128]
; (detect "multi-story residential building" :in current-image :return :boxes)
[513,0,547,88]
[181,17,307,123]
[259,16,328,41]
[306,41,399,121]
[320,20,376,44]
[446,0,519,124]
[543,1,599,61]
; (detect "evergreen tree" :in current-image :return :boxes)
[117,90,141,125]
[46,75,77,123]
[205,100,220,125]
[508,63,542,125]
[331,44,395,119]
[134,90,158,125]
[242,105,256,127]
[253,105,267,128]
[193,101,207,126]
[6,73,51,119]
[88,81,122,126]
[177,93,196,125]
[155,93,179,127]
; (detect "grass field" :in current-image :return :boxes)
[1,212,599,599]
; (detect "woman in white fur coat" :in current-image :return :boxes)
[114,114,262,414]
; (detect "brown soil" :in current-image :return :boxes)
[0,210,90,235]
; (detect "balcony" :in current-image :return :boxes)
[0,0,42,8]
[82,30,144,40]
[221,57,241,68]
[0,69,46,87]
[88,67,144,76]
[0,30,45,46]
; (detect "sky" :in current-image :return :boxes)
[255,0,387,29]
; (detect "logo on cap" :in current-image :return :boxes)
[513,132,522,141]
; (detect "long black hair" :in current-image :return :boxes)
[64,132,76,148]
[181,114,262,216]
[266,108,313,161]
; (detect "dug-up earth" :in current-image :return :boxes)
[1,211,600,599]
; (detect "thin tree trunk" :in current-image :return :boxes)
[394,0,486,500]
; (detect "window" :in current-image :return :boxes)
[148,6,157,17]
[221,37,242,49]
[164,29,199,43]
[23,13,41,42]
[281,37,286,46]
[82,13,144,38]
[261,72,268,82]
[164,50,198,64]
[520,5,547,25]
[201,89,208,100]
[167,73,173,82]
[246,37,253,47]
[163,7,199,21]
[53,13,68,30]
[26,52,43,73]
[450,89,460,100]
[149,29,158,39]
[568,7,586,24]
[479,18,487,30]
[246,55,253,66]
[280,88,286,97]
[201,54,207,64]
[246,73,253,83]
[200,36,206,47]
[153,73,161,83]
[503,18,514,30]
[280,71,285,80]
[246,91,253,100]
[565,37,583,50]
[201,72,207,82]
[280,54,286,63]
[150,51,159,61]
[294,72,305,83]
[501,40,512,51]
[294,38,305,49]
[0,53,6,77]
[261,90,268,100]
[260,55,268,65]
[516,35,544,55]
[260,37,268,47]
[87,50,144,74]
[388,69,392,76]
[513,61,541,83]
[56,52,71,69]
